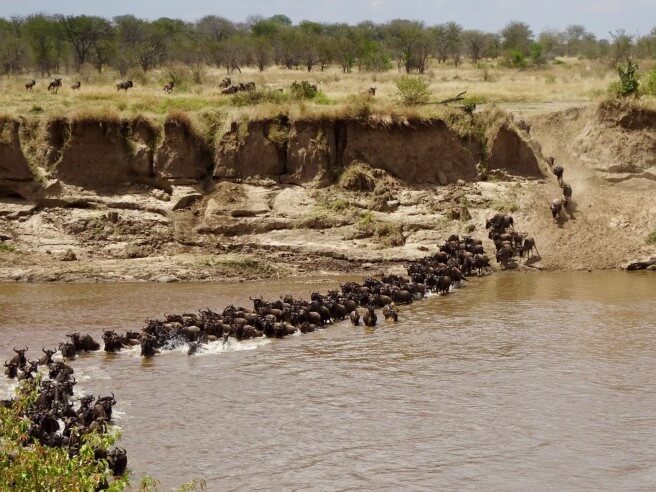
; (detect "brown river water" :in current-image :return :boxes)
[1,272,656,490]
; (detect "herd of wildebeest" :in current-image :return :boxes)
[4,78,572,483]
[23,76,379,98]
[2,229,523,481]
[24,76,259,95]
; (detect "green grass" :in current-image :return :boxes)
[491,197,520,213]
[646,229,656,245]
[0,243,16,253]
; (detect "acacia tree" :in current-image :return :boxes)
[23,15,63,75]
[463,30,486,64]
[0,18,27,74]
[445,22,463,66]
[114,16,166,73]
[501,21,534,57]
[386,20,431,73]
[58,15,112,68]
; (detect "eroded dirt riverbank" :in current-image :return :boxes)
[1,101,655,282]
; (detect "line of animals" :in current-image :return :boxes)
[1,234,495,483]
[22,78,374,97]
[486,213,540,266]
[548,157,574,223]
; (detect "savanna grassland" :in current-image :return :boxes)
[1,57,655,123]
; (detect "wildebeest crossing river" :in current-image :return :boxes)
[1,272,656,489]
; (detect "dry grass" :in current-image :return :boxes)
[2,58,656,133]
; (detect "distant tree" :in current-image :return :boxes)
[483,33,501,59]
[114,16,166,73]
[386,20,430,73]
[269,14,293,27]
[0,18,27,74]
[23,15,63,75]
[432,24,449,63]
[463,30,486,64]
[444,22,463,66]
[501,21,533,57]
[608,29,634,65]
[564,24,586,56]
[58,15,113,68]
[538,29,565,57]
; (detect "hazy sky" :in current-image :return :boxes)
[1,0,654,38]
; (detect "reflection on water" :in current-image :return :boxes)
[1,272,655,490]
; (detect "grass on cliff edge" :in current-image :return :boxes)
[3,57,654,123]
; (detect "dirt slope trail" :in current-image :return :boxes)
[525,105,656,270]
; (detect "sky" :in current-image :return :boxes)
[0,0,655,38]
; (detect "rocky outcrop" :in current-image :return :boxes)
[215,120,288,180]
[0,111,546,196]
[0,118,38,198]
[342,119,480,184]
[50,119,135,188]
[487,124,543,178]
[154,116,212,182]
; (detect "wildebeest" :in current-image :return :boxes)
[382,304,398,322]
[240,81,256,92]
[116,80,133,92]
[59,341,76,360]
[561,182,572,208]
[70,81,81,90]
[25,79,36,91]
[520,237,539,260]
[349,310,360,326]
[550,198,563,222]
[9,347,28,367]
[4,360,18,379]
[48,78,62,94]
[67,332,100,352]
[219,77,231,89]
[108,447,128,476]
[163,81,174,93]
[549,157,564,184]
[363,307,377,327]
[38,348,57,366]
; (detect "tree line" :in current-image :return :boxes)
[0,13,654,77]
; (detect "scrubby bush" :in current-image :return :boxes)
[640,69,656,96]
[395,76,431,106]
[505,49,527,68]
[340,164,376,191]
[231,89,289,106]
[646,229,656,245]
[0,378,128,492]
[290,81,318,100]
[613,59,640,98]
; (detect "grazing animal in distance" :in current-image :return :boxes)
[70,81,81,90]
[48,78,62,94]
[25,79,36,91]
[163,81,174,93]
[368,87,376,96]
[116,80,133,92]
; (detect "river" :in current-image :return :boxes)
[1,272,655,490]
